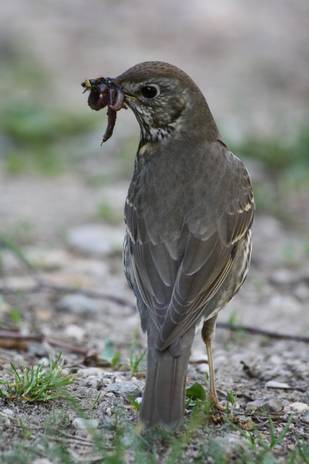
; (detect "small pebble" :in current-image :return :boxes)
[294,283,309,301]
[84,375,103,389]
[106,380,143,399]
[289,402,309,413]
[64,324,85,341]
[1,408,14,417]
[270,269,298,286]
[265,380,291,389]
[302,412,309,425]
[246,398,284,414]
[72,418,99,430]
[0,415,11,427]
[197,363,209,374]
[78,367,105,377]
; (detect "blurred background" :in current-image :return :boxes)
[0,0,308,343]
[0,2,309,460]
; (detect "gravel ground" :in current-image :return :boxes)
[0,211,308,462]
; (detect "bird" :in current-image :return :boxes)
[82,61,254,429]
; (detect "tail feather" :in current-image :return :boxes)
[140,327,195,428]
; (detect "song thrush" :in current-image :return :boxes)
[82,61,254,429]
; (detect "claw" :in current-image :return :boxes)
[209,396,226,412]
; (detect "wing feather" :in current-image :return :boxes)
[124,140,254,347]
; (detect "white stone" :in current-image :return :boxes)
[72,417,99,430]
[106,380,144,398]
[270,269,299,286]
[84,375,102,389]
[78,367,105,377]
[197,364,210,374]
[265,380,291,389]
[64,324,85,341]
[1,408,15,417]
[289,402,309,413]
[246,398,284,413]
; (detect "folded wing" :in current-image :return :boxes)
[124,141,254,348]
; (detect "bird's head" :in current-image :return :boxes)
[82,61,217,144]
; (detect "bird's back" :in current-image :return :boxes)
[124,138,253,342]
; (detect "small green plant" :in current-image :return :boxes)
[16,418,33,440]
[126,332,146,376]
[111,351,122,369]
[129,345,146,376]
[239,416,294,463]
[186,382,206,409]
[43,409,71,432]
[293,442,309,464]
[101,338,122,369]
[268,416,292,450]
[226,390,236,406]
[8,307,23,325]
[91,392,102,410]
[226,390,237,415]
[0,445,37,464]
[127,395,142,412]
[0,353,73,402]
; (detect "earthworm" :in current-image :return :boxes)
[81,78,125,142]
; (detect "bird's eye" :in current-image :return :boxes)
[140,84,160,99]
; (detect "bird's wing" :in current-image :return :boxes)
[125,200,182,331]
[158,144,254,349]
[125,141,254,346]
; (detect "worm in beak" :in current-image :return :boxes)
[81,77,125,143]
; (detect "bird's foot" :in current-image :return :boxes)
[209,393,225,412]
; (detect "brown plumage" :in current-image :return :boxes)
[82,61,254,429]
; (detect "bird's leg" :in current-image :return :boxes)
[202,315,225,411]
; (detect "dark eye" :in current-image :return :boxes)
[140,84,160,99]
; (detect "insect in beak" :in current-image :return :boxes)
[81,79,93,93]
